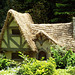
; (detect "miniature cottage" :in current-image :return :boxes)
[0,9,75,60]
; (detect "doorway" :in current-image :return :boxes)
[38,51,47,60]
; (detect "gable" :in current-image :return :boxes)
[34,31,56,52]
[1,28,30,51]
[9,19,18,27]
[1,19,30,51]
[0,9,38,52]
[8,19,20,36]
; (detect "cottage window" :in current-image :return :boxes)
[12,53,23,60]
[12,29,20,35]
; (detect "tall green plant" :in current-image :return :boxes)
[51,45,75,68]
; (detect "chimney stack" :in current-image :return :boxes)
[73,17,75,39]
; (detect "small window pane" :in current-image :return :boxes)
[12,29,20,35]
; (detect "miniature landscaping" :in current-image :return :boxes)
[0,45,75,75]
[0,0,75,75]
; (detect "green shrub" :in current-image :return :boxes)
[17,52,57,75]
[0,67,20,75]
[18,51,36,64]
[0,53,5,59]
[57,69,70,75]
[0,54,9,70]
[57,66,75,75]
[67,66,75,75]
[66,53,75,67]
[51,45,67,57]
[18,60,57,75]
[0,54,17,70]
[0,58,17,70]
[51,45,75,68]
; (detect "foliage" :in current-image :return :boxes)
[0,53,17,70]
[0,0,75,30]
[0,65,75,75]
[57,66,75,75]
[17,52,57,75]
[51,45,67,57]
[0,51,75,75]
[57,69,70,75]
[0,58,10,70]
[0,53,5,59]
[0,66,20,75]
[27,0,56,23]
[67,66,75,75]
[18,52,36,64]
[18,60,57,75]
[0,54,8,70]
[53,0,75,23]
[0,0,56,29]
[51,45,75,68]
[0,0,8,29]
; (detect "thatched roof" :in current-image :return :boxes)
[0,9,75,52]
[31,23,75,51]
[34,30,59,45]
[0,9,37,52]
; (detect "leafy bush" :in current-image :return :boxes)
[51,45,75,68]
[57,69,70,75]
[17,52,57,75]
[0,58,10,70]
[18,60,57,75]
[18,52,36,64]
[0,54,17,70]
[67,66,75,75]
[0,66,20,75]
[66,53,75,67]
[0,54,8,70]
[51,45,67,57]
[57,66,75,75]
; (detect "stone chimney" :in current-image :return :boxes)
[73,17,75,39]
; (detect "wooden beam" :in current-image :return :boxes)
[3,39,8,47]
[1,48,30,51]
[7,25,10,48]
[7,17,14,27]
[20,36,22,48]
[21,41,27,47]
[10,35,20,37]
[9,26,18,28]
[10,37,20,48]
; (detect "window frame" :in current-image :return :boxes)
[10,28,20,36]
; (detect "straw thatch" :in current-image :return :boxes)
[0,9,37,52]
[0,9,75,52]
[31,23,75,52]
[34,30,59,45]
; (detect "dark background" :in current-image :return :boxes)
[0,0,75,30]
